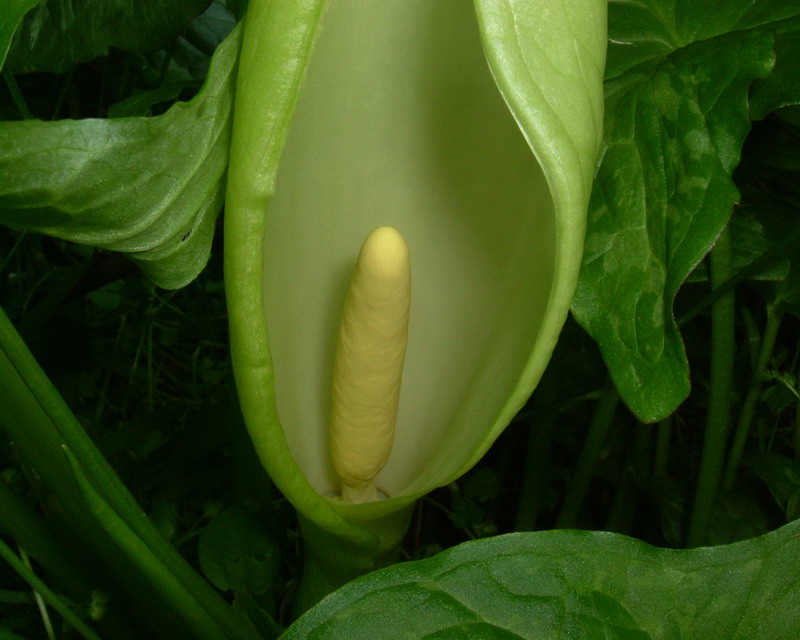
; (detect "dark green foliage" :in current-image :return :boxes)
[2,0,800,638]
[284,521,800,639]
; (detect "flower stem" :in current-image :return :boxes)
[556,378,619,529]
[795,396,800,462]
[686,226,735,548]
[2,69,33,120]
[514,362,559,531]
[654,415,672,478]
[605,423,650,535]
[722,303,782,492]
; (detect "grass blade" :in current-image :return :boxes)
[0,537,102,640]
[61,445,230,640]
[0,307,262,639]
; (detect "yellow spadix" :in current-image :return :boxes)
[331,226,411,504]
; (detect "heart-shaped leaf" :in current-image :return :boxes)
[572,1,800,422]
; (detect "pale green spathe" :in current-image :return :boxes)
[225,0,606,584]
[265,0,553,501]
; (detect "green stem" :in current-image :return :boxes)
[2,69,33,120]
[292,508,412,618]
[654,415,672,478]
[19,547,56,640]
[62,445,232,640]
[514,362,559,531]
[0,479,94,603]
[0,538,101,640]
[0,624,29,640]
[0,308,260,639]
[722,303,782,492]
[686,227,735,548]
[677,221,800,326]
[605,424,650,534]
[0,483,138,640]
[795,397,800,462]
[556,378,619,529]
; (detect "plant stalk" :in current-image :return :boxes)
[0,308,261,639]
[653,415,672,478]
[0,538,101,640]
[514,361,559,531]
[2,69,33,120]
[796,396,800,462]
[556,378,619,529]
[722,303,782,492]
[686,227,735,548]
[605,423,650,535]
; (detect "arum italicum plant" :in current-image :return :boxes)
[225,0,606,607]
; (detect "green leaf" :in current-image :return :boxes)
[604,1,800,81]
[233,593,282,640]
[0,0,39,69]
[706,492,774,545]
[0,307,261,639]
[729,210,791,283]
[0,22,240,289]
[751,18,800,117]
[743,189,800,316]
[282,520,800,639]
[0,624,29,640]
[108,83,193,119]
[6,0,210,73]
[0,477,97,607]
[572,2,800,422]
[198,504,281,595]
[62,444,232,640]
[748,453,800,520]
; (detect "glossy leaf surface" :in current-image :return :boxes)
[572,1,800,421]
[0,23,239,289]
[284,519,800,639]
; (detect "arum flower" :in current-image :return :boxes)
[224,0,606,604]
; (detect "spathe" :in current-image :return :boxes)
[225,0,606,604]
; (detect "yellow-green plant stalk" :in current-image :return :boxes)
[331,226,411,504]
[224,0,606,610]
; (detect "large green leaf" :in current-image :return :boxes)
[282,519,800,639]
[0,22,239,289]
[6,0,210,73]
[0,0,39,69]
[572,1,800,422]
[603,1,800,80]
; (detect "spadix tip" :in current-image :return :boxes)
[360,226,409,278]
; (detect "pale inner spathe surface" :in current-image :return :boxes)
[263,0,554,498]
